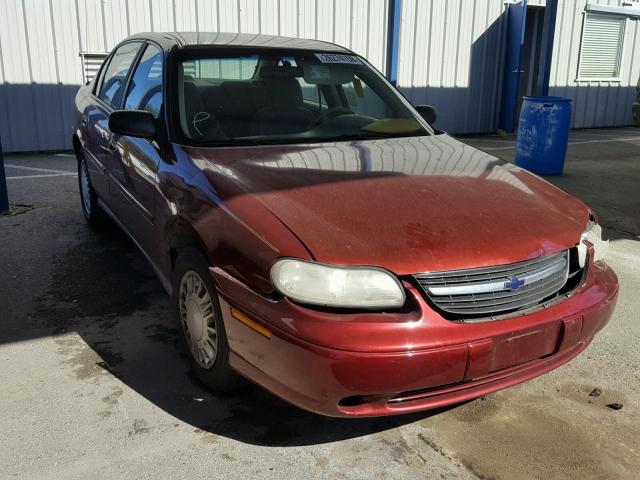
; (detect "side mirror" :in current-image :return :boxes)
[415,104,437,126]
[109,110,156,139]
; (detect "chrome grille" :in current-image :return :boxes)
[414,251,569,317]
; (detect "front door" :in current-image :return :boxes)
[105,44,164,262]
[91,41,143,205]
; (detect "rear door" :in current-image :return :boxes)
[106,43,165,262]
[79,55,113,199]
[89,42,143,202]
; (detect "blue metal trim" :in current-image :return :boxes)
[537,0,558,96]
[386,0,402,86]
[498,0,528,132]
[520,0,529,45]
[0,137,8,214]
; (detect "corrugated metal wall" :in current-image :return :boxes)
[549,0,640,128]
[1,1,639,151]
[0,0,389,152]
[396,0,508,134]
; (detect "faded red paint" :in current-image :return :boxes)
[216,262,617,417]
[185,135,589,275]
[73,32,618,417]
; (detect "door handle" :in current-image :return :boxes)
[106,138,118,152]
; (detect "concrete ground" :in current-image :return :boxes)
[1,127,638,480]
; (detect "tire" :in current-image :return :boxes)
[172,248,242,392]
[77,150,108,228]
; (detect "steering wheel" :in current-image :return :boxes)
[311,107,353,127]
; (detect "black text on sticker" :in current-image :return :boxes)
[315,53,362,65]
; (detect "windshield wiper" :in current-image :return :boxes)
[191,138,267,147]
[190,131,427,147]
[310,132,405,143]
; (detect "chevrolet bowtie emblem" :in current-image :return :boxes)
[504,277,526,290]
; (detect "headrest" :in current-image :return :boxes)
[266,77,303,107]
[183,81,204,113]
[218,81,259,115]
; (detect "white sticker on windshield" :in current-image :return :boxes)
[314,53,362,65]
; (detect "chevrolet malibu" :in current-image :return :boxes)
[73,32,618,417]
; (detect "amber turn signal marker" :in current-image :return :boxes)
[231,308,272,339]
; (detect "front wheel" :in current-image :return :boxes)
[172,248,242,392]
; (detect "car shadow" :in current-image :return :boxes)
[32,225,457,447]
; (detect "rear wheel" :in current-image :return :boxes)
[173,248,242,391]
[77,151,108,228]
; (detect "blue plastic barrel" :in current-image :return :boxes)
[514,96,572,175]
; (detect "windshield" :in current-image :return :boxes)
[174,49,431,146]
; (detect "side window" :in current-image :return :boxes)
[92,57,109,95]
[124,44,163,118]
[98,42,142,109]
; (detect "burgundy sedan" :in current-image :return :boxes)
[73,32,618,417]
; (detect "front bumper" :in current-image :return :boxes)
[212,261,618,417]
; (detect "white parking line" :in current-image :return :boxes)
[570,128,639,137]
[461,137,517,144]
[5,164,76,175]
[479,135,640,151]
[7,173,76,180]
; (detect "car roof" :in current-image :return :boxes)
[126,31,352,53]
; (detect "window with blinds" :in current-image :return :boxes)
[578,13,626,80]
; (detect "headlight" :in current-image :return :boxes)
[578,219,609,267]
[270,258,406,309]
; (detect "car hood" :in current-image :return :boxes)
[185,135,589,274]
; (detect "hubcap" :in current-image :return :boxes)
[178,271,218,369]
[80,159,92,216]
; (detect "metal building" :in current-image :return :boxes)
[397,0,640,133]
[0,0,639,152]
